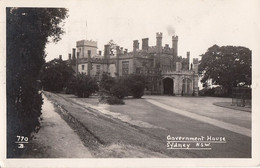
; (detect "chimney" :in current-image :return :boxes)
[133,40,139,51]
[72,48,76,59]
[59,55,62,60]
[104,45,110,59]
[99,50,102,55]
[142,38,149,50]
[68,53,71,60]
[187,51,190,70]
[124,49,128,54]
[172,35,178,59]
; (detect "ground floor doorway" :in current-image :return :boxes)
[163,78,174,95]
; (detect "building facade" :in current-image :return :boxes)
[68,32,199,96]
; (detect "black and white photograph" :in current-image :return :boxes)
[1,0,260,167]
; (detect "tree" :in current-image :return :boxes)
[75,73,98,98]
[7,8,68,157]
[39,58,74,92]
[110,76,129,99]
[127,74,147,98]
[199,45,251,96]
[107,40,117,56]
[99,72,116,92]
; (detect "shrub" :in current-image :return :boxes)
[64,76,77,94]
[199,86,229,97]
[110,77,129,99]
[107,96,125,105]
[99,72,115,91]
[127,74,146,98]
[98,91,125,105]
[75,73,98,98]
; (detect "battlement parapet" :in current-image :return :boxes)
[193,58,199,64]
[76,40,97,47]
[156,32,163,38]
[172,35,178,41]
[162,69,195,75]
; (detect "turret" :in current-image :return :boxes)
[193,58,199,74]
[156,32,162,47]
[156,32,163,52]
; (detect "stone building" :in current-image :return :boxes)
[68,32,199,96]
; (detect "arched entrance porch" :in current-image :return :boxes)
[163,77,174,95]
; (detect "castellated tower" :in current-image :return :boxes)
[156,32,163,52]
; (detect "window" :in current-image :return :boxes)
[82,65,85,70]
[122,61,129,75]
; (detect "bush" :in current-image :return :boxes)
[199,86,229,97]
[75,73,98,98]
[110,77,129,99]
[107,96,125,105]
[127,74,146,98]
[98,91,125,105]
[64,76,77,94]
[99,72,115,91]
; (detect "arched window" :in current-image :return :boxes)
[182,78,192,96]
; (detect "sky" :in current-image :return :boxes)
[44,0,259,62]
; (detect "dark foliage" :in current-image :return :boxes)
[199,45,251,96]
[75,73,98,98]
[99,73,146,104]
[107,96,125,105]
[99,73,127,104]
[199,86,229,97]
[39,58,74,92]
[98,91,125,105]
[99,72,116,92]
[6,8,68,157]
[110,77,129,99]
[64,75,77,94]
[126,74,146,98]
